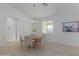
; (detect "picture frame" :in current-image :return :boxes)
[63,21,79,32]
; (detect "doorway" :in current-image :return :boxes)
[6,18,19,42]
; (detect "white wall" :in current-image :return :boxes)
[18,18,32,36]
[49,4,79,47]
[48,15,79,47]
[0,4,32,46]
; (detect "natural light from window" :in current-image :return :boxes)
[42,21,53,34]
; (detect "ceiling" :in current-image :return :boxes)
[7,3,56,19]
[7,3,79,19]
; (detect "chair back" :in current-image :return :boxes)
[24,36,32,46]
[42,34,47,40]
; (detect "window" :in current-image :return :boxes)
[42,21,53,33]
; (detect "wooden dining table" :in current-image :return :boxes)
[32,35,42,48]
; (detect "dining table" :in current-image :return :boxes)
[32,35,42,48]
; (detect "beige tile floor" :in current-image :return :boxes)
[0,41,79,56]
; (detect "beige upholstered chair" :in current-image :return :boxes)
[24,36,33,49]
[19,36,24,47]
[41,34,47,47]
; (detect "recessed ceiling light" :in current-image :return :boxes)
[42,3,48,6]
[33,4,36,7]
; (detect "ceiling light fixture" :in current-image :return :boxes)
[33,3,48,7]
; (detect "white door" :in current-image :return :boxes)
[7,18,17,42]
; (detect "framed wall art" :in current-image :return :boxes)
[63,21,79,32]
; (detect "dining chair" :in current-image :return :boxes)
[19,36,24,47]
[41,34,47,47]
[24,35,33,50]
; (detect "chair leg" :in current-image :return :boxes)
[20,42,23,47]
